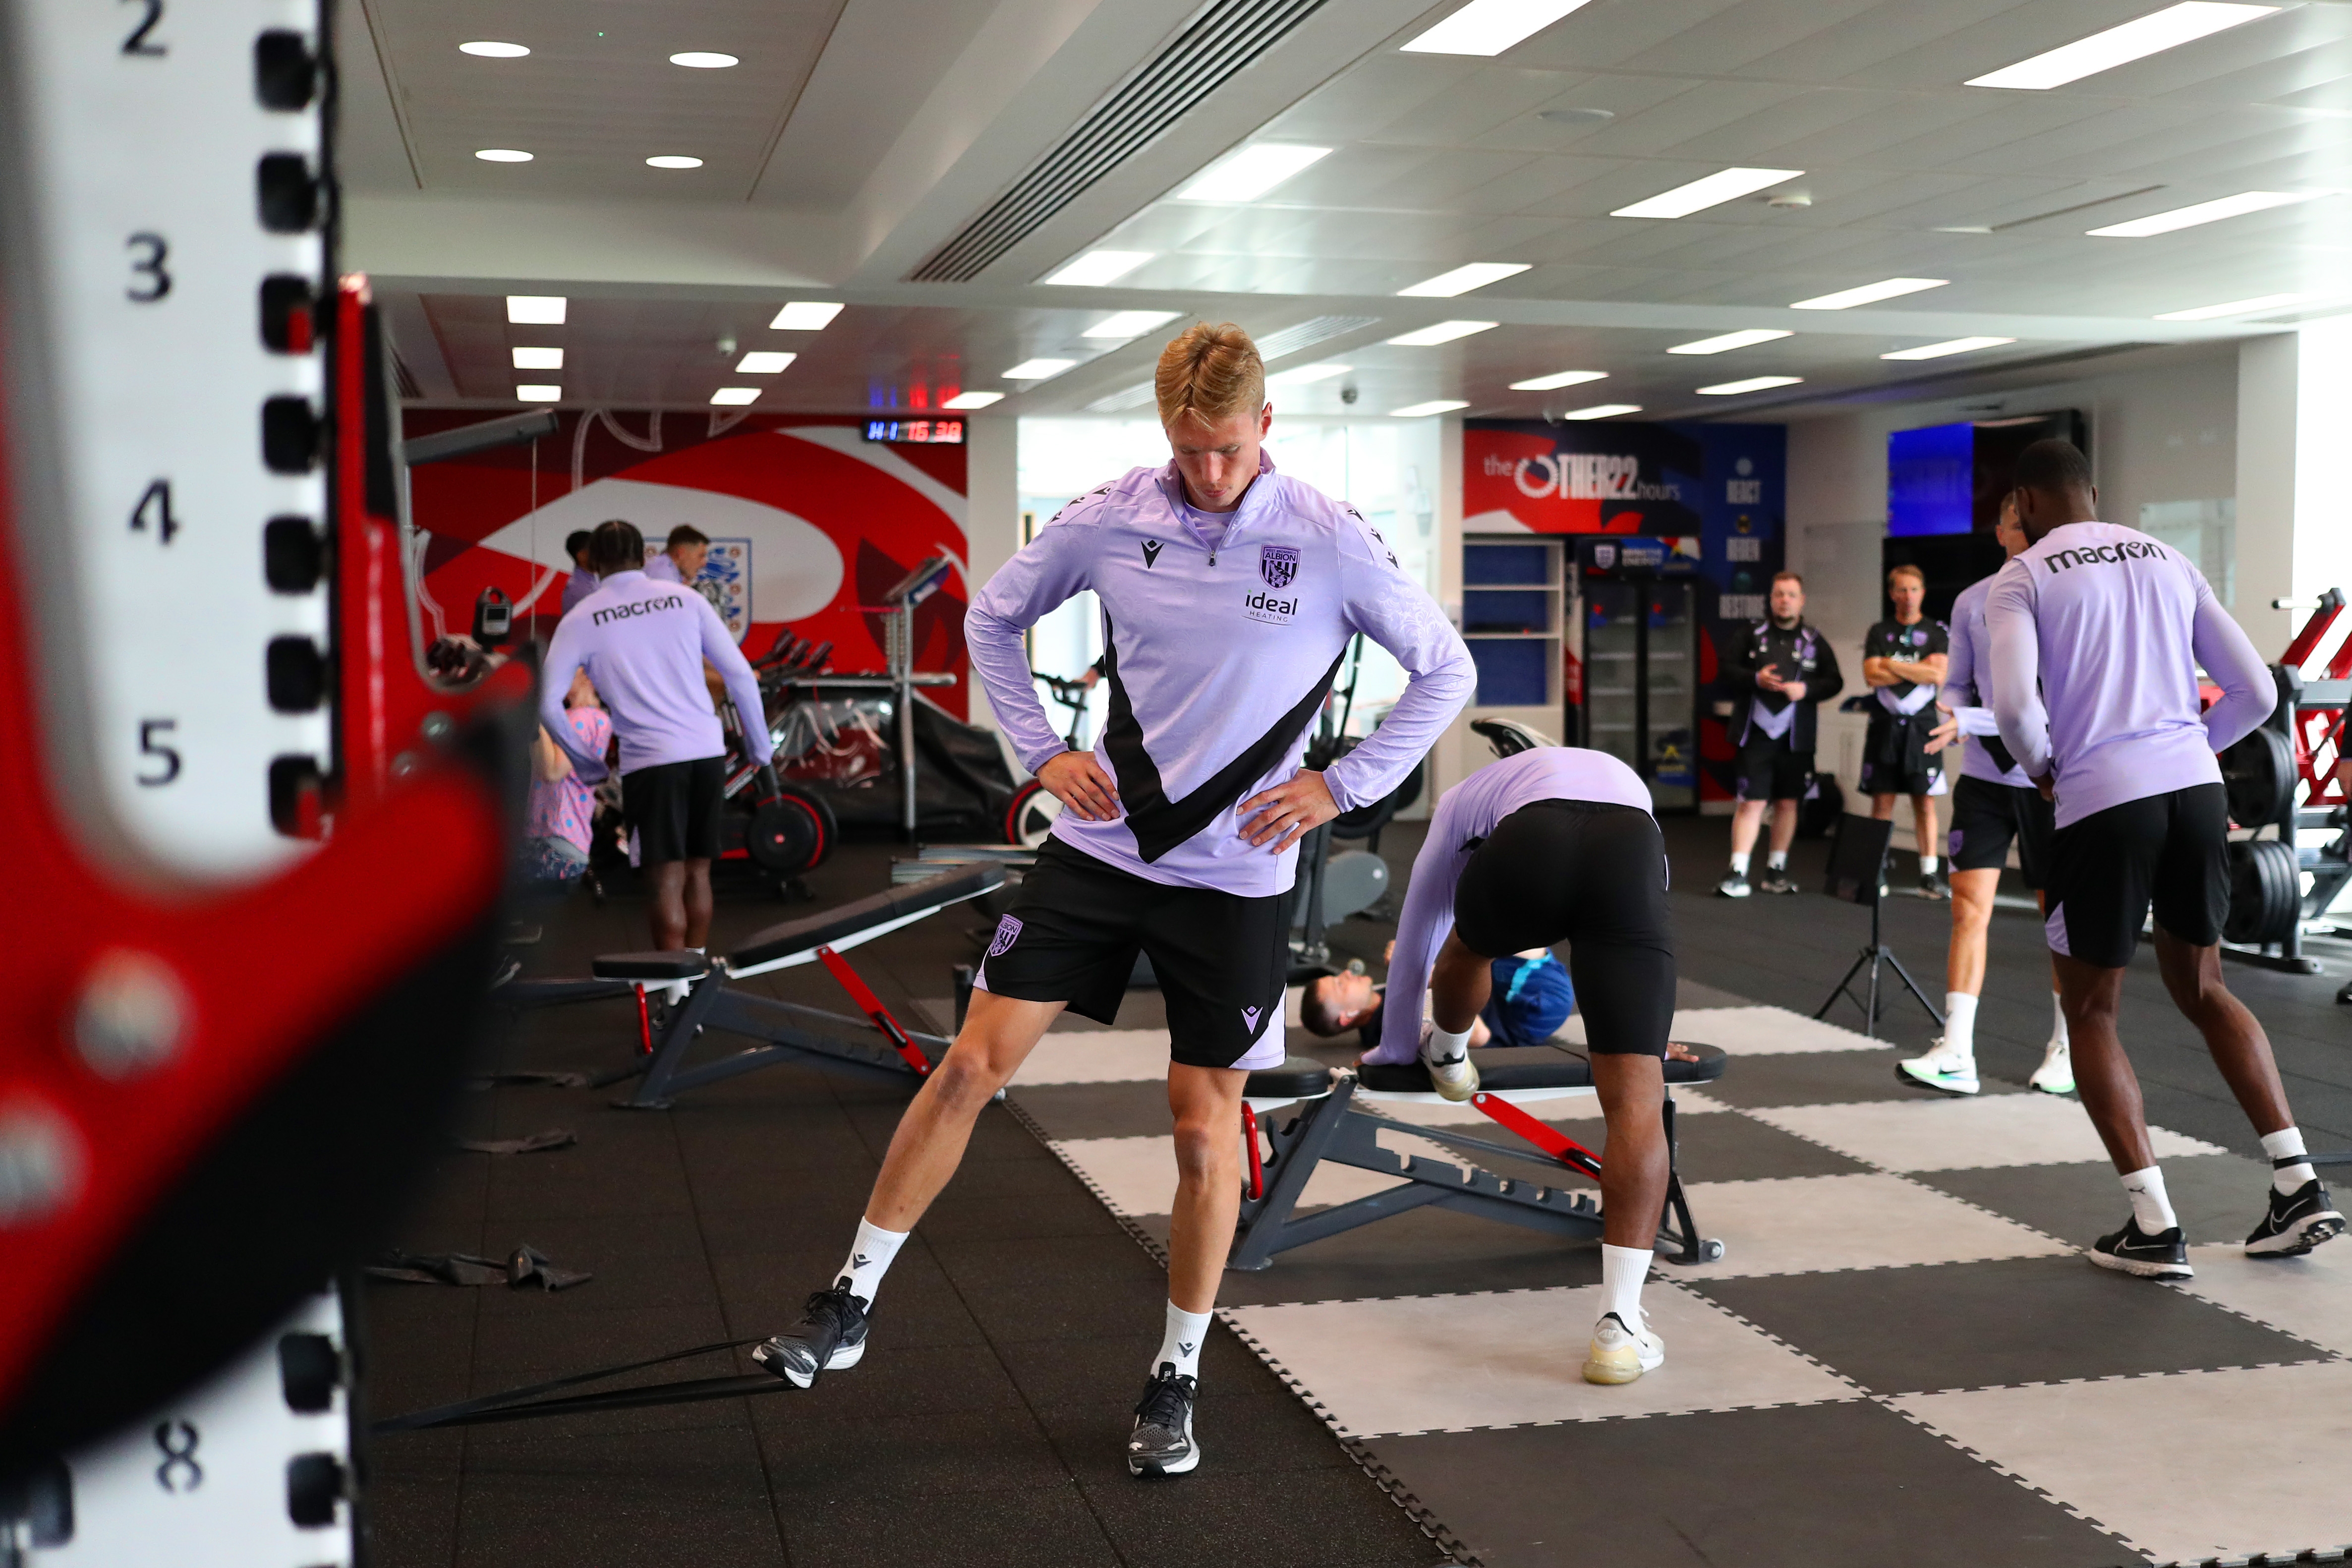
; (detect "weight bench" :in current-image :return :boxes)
[498,864,1004,1108]
[1228,1043,1728,1271]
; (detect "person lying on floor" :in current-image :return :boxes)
[1348,741,1683,1387]
[1302,944,1698,1061]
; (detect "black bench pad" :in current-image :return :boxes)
[728,864,1005,970]
[1356,1041,1727,1095]
[1243,1056,1334,1100]
[592,951,712,981]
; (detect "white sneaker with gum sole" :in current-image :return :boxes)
[1583,1310,1665,1385]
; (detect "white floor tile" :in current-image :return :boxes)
[2183,1241,2352,1355]
[1562,1005,1884,1055]
[1896,1362,2352,1564]
[1010,1031,1176,1085]
[1226,1283,1856,1437]
[1052,1130,1471,1217]
[1668,1173,2070,1278]
[1754,1093,2226,1172]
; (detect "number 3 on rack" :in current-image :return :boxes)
[126,232,170,302]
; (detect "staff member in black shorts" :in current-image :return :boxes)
[1862,564,1950,898]
[1719,572,1841,897]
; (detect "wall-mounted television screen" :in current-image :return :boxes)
[1886,410,2087,537]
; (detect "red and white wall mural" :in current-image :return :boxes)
[401,411,972,715]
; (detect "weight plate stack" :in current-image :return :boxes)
[2225,837,2300,946]
[2221,727,2295,829]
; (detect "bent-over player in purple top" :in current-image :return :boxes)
[749,324,1474,1478]
[1986,439,2341,1278]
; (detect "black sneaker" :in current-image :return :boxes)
[1757,869,1799,895]
[751,1278,869,1388]
[2245,1178,2346,1257]
[2088,1217,2192,1279]
[1917,873,1948,901]
[1126,1363,1200,1477]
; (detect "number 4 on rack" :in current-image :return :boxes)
[131,479,178,543]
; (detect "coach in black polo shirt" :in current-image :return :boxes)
[1718,571,1842,897]
[1862,563,1950,898]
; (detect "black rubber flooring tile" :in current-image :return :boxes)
[1915,1152,2274,1250]
[837,1097,1048,1165]
[1145,1205,1604,1308]
[1532,1107,1876,1184]
[749,1398,1070,1501]
[919,1167,1129,1246]
[710,1245,997,1354]
[1080,1466,1450,1568]
[763,1337,1032,1423]
[991,1325,1267,1411]
[1010,1080,1177,1141]
[1033,1389,1362,1482]
[464,1208,724,1319]
[368,1463,463,1568]
[777,1481,1121,1568]
[923,1234,1172,1344]
[1699,1046,2027,1110]
[480,1127,694,1223]
[1365,1400,2140,1568]
[1691,1254,2324,1395]
[451,1422,784,1568]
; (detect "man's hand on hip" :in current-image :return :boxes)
[1240,769,1339,853]
[1037,750,1121,821]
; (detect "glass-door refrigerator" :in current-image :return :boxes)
[1571,540,1699,813]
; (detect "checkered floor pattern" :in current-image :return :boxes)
[991,993,2352,1568]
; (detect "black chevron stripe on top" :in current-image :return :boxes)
[1099,615,1346,863]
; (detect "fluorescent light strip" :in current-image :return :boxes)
[670,52,738,68]
[1399,262,1529,298]
[507,295,566,325]
[1790,277,1948,310]
[646,156,702,170]
[1082,310,1180,341]
[943,391,1003,410]
[511,347,562,370]
[1042,250,1152,287]
[1176,144,1331,202]
[2154,292,2307,320]
[710,388,759,406]
[1560,403,1641,420]
[1668,328,1791,355]
[1401,0,1598,56]
[769,301,843,331]
[1003,358,1075,380]
[1386,320,1497,347]
[475,148,532,163]
[1391,400,1471,417]
[1967,2,2277,90]
[735,351,796,373]
[1266,362,1351,386]
[516,385,560,402]
[1509,369,1606,391]
[1880,337,2015,361]
[2088,190,2318,237]
[1696,376,1802,396]
[459,40,528,57]
[1613,167,1802,220]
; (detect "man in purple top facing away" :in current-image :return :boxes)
[1987,440,2341,1278]
[750,324,1474,1477]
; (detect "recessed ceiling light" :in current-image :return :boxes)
[1560,403,1642,420]
[709,388,760,406]
[646,155,703,170]
[1790,278,1949,310]
[516,384,561,402]
[769,301,844,331]
[1402,0,1599,56]
[1082,310,1182,341]
[1391,400,1472,417]
[459,41,529,58]
[2088,190,2320,237]
[1399,262,1530,298]
[1966,3,2277,90]
[943,391,1004,410]
[1176,144,1332,202]
[736,351,796,373]
[1509,369,1607,391]
[670,52,739,68]
[1042,250,1153,287]
[507,295,566,324]
[1880,337,2016,360]
[1696,375,1803,395]
[475,148,533,163]
[1613,167,1803,219]
[1386,320,1498,347]
[1004,358,1076,380]
[1538,107,1614,126]
[1267,362,1352,386]
[511,346,563,370]
[2154,292,2308,320]
[1668,328,1792,355]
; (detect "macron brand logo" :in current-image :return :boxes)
[591,593,688,626]
[1241,1005,1261,1032]
[1142,539,1163,568]
[2043,539,2168,574]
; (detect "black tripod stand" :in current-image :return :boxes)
[1814,813,1944,1039]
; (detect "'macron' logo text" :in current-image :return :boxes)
[2045,540,2169,574]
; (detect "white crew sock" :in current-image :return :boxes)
[1728,851,1751,876]
[1767,850,1788,871]
[2262,1128,2317,1195]
[1599,1243,1652,1328]
[2049,991,2069,1049]
[836,1218,909,1305]
[1919,855,1940,875]
[1424,1021,1473,1065]
[2121,1166,2178,1234]
[1156,1301,1211,1380]
[1941,992,1978,1060]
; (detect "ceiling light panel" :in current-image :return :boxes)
[1266,362,1351,385]
[1509,369,1607,391]
[2154,292,2307,320]
[1004,358,1076,380]
[1400,0,1598,56]
[2087,190,2319,236]
[769,301,843,331]
[710,388,760,406]
[1880,337,2015,360]
[735,352,796,373]
[1696,376,1803,395]
[943,391,1004,410]
[1387,320,1497,346]
[1668,329,1792,355]
[1399,262,1530,298]
[1043,250,1153,287]
[1392,400,1472,417]
[516,385,560,402]
[1790,278,1948,310]
[1561,404,1641,420]
[1966,3,2277,90]
[670,52,739,68]
[1612,167,1803,219]
[459,41,528,58]
[507,295,565,324]
[646,156,702,170]
[1082,310,1181,340]
[474,148,531,163]
[1175,144,1331,202]
[511,347,562,370]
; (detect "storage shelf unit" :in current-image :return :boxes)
[1463,537,1563,728]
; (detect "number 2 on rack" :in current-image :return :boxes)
[120,0,165,56]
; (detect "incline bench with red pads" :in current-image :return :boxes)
[1228,1043,1728,1271]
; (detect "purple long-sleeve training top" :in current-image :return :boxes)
[1985,521,2273,829]
[1362,747,1654,1065]
[966,454,1474,897]
[539,570,774,783]
[1943,575,2032,789]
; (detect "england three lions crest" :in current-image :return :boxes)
[1260,545,1299,589]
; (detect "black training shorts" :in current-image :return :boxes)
[1452,800,1674,1058]
[975,839,1288,1071]
[621,755,726,865]
[1946,773,2054,888]
[1734,732,1812,803]
[2044,783,2230,968]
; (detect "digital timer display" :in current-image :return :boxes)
[863,418,964,445]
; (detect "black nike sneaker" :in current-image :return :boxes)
[1126,1363,1200,1478]
[2088,1217,2192,1279]
[751,1278,869,1388]
[1757,868,1799,895]
[2245,1178,2346,1257]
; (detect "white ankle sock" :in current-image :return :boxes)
[1729,852,1750,876]
[1940,992,1978,1060]
[1424,1021,1473,1065]
[2262,1128,2316,1194]
[1766,851,1788,871]
[1599,1243,1652,1327]
[1919,855,1939,875]
[837,1218,909,1305]
[2049,991,2069,1049]
[1156,1301,1211,1380]
[2121,1166,2178,1234]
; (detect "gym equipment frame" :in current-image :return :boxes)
[1814,813,1944,1037]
